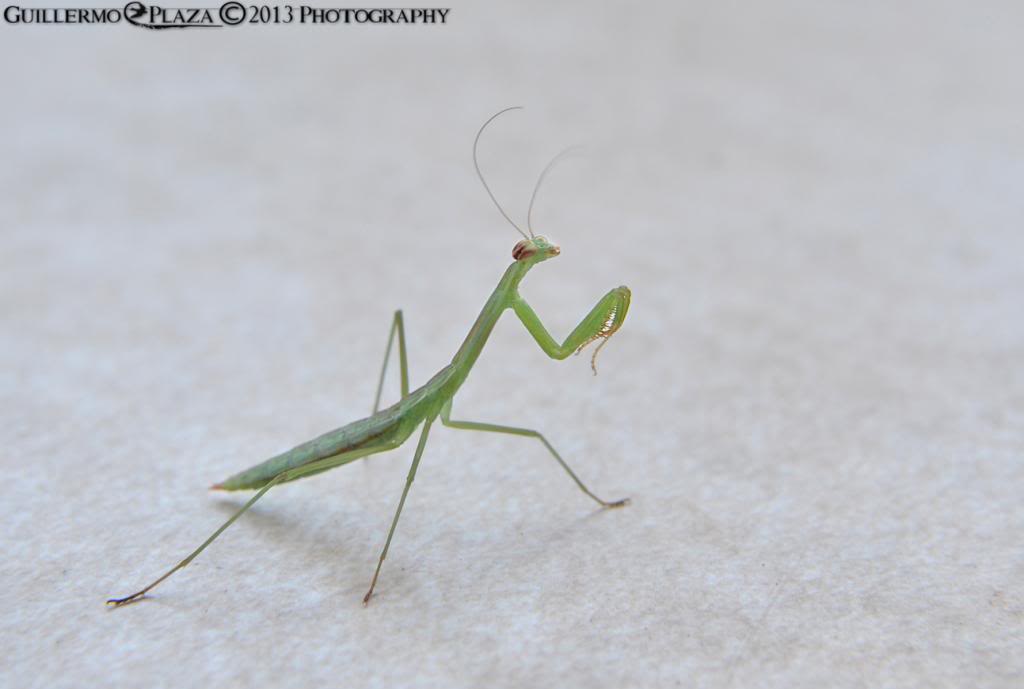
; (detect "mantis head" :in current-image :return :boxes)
[473,108,581,259]
[512,235,560,263]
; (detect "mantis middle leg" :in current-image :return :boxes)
[363,416,435,605]
[372,310,410,413]
[439,400,628,509]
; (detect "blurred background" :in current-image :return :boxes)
[1,2,1022,687]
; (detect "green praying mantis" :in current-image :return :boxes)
[107,107,632,608]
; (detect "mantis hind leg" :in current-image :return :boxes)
[372,310,410,414]
[107,442,396,608]
[439,400,628,509]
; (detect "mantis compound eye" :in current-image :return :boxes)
[512,240,533,260]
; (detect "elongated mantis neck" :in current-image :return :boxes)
[451,259,531,372]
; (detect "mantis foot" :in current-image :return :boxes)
[106,592,146,608]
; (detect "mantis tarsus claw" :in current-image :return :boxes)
[106,597,135,607]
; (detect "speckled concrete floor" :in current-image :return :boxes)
[2,2,1022,687]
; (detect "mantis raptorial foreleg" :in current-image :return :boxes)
[363,416,434,604]
[372,309,410,413]
[107,442,396,608]
[439,400,628,508]
[512,286,630,373]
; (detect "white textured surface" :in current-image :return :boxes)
[2,2,1023,688]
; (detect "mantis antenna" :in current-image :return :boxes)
[473,106,530,240]
[527,145,583,237]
